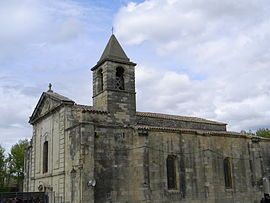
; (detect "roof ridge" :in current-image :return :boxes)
[136,111,226,125]
[136,125,245,137]
[45,91,74,103]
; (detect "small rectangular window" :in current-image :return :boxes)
[167,155,177,190]
[43,141,48,173]
[224,157,232,188]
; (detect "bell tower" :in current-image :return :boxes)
[91,34,136,124]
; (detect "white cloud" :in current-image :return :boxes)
[0,75,37,150]
[0,0,105,150]
[1,0,270,152]
[136,66,218,117]
[115,0,270,131]
[0,66,92,151]
[0,0,104,61]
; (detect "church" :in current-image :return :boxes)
[24,34,270,203]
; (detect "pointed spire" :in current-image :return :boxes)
[98,34,130,63]
[92,34,136,71]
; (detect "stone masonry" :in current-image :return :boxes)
[24,34,270,203]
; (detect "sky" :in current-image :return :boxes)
[0,0,269,150]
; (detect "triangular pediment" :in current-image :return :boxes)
[29,91,74,124]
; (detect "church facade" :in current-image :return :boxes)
[24,35,270,203]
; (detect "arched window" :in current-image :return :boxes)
[167,155,177,190]
[43,141,48,173]
[224,157,232,188]
[115,67,124,90]
[97,69,103,92]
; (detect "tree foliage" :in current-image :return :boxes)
[9,139,28,191]
[0,139,29,192]
[256,128,270,138]
[0,145,6,190]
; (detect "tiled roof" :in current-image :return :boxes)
[91,34,136,70]
[45,91,74,103]
[136,125,244,137]
[99,34,130,63]
[136,111,226,125]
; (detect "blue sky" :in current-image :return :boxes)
[0,0,270,150]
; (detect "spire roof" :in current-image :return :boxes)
[92,34,136,70]
[99,34,130,62]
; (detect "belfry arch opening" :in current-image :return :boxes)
[97,68,104,93]
[115,67,125,90]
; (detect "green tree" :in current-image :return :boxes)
[9,139,28,191]
[256,128,270,138]
[0,145,6,191]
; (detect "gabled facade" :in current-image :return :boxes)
[24,35,270,203]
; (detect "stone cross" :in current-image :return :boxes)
[48,83,53,92]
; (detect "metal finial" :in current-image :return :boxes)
[48,83,53,92]
[112,26,114,35]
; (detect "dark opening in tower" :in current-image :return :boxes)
[115,67,125,90]
[97,68,104,93]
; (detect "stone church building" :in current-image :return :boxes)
[24,35,270,203]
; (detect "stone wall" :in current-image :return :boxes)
[139,129,270,203]
[65,122,95,203]
[92,61,136,124]
[93,126,142,203]
[259,139,270,183]
[24,106,68,200]
[24,104,270,203]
